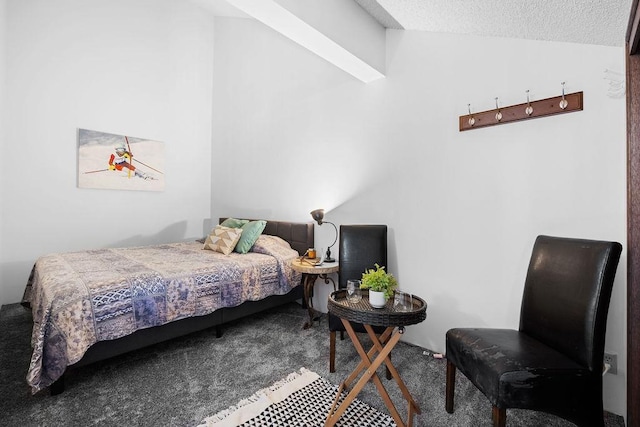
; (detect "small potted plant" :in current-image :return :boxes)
[360,264,398,308]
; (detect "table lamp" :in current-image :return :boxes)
[310,208,337,262]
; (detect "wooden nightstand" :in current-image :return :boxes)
[290,258,339,329]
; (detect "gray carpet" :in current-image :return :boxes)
[0,302,626,427]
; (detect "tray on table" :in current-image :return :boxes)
[328,289,427,327]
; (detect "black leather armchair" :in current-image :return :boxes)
[329,225,389,375]
[445,235,622,427]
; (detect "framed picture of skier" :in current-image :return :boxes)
[77,128,165,191]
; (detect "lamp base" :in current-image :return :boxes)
[325,257,335,263]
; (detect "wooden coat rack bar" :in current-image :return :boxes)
[459,91,583,131]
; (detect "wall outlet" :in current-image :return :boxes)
[604,352,618,375]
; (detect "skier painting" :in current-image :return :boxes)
[108,142,148,180]
[78,128,164,191]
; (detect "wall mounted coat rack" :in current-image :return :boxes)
[459,90,583,131]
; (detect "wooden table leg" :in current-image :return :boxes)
[326,319,418,427]
[344,327,393,386]
[364,325,421,418]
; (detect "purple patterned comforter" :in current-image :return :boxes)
[23,235,302,394]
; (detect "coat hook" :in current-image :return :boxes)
[495,97,502,122]
[467,104,475,126]
[525,90,533,116]
[559,82,568,109]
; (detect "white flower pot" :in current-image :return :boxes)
[369,290,387,308]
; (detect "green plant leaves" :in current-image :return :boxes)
[360,263,398,299]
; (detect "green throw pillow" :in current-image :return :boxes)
[220,218,249,228]
[234,220,267,254]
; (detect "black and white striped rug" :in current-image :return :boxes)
[199,368,396,427]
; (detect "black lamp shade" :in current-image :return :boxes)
[310,209,325,225]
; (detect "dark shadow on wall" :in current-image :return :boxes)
[109,221,188,248]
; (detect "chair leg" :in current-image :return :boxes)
[445,360,456,413]
[572,399,605,427]
[50,375,65,395]
[385,353,392,380]
[340,330,344,340]
[329,331,336,373]
[492,406,506,427]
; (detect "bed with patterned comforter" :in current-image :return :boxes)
[22,234,303,394]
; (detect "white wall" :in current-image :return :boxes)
[0,0,6,278]
[0,0,215,305]
[211,20,627,416]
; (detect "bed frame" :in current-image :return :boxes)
[49,219,313,395]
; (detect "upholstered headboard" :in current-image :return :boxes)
[218,218,314,256]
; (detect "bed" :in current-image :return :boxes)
[21,218,313,395]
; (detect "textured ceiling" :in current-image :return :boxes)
[355,0,632,47]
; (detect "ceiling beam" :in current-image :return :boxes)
[224,0,385,83]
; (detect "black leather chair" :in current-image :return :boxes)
[329,225,389,376]
[445,235,622,427]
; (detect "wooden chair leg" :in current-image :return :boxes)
[445,360,456,413]
[50,375,65,396]
[492,406,506,427]
[573,401,605,427]
[385,353,392,380]
[330,331,336,373]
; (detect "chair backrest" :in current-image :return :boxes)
[338,225,388,289]
[519,235,622,372]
